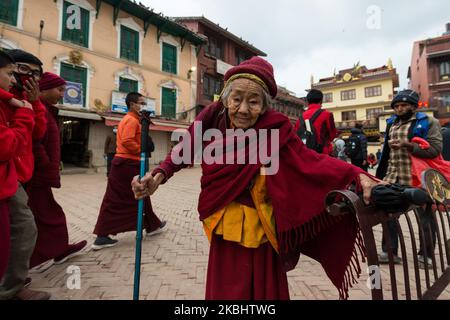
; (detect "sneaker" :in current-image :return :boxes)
[378,252,402,264]
[91,236,118,250]
[146,221,167,237]
[12,288,51,300]
[54,240,88,264]
[418,255,433,269]
[24,277,32,288]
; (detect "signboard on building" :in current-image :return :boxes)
[111,91,156,116]
[111,91,128,113]
[216,59,233,75]
[63,81,83,107]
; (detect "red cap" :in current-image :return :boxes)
[39,72,67,91]
[224,57,277,98]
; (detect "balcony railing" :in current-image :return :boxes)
[335,118,378,130]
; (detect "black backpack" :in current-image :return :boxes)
[297,109,324,153]
[345,135,361,158]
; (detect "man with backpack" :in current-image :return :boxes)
[295,89,337,154]
[345,123,368,171]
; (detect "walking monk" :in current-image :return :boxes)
[27,72,87,268]
[93,92,166,250]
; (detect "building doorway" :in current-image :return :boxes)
[59,117,90,168]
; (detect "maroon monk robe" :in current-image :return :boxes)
[0,200,10,279]
[206,236,290,300]
[26,102,70,268]
[93,157,161,236]
[155,102,372,299]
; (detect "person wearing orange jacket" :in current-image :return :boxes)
[92,92,166,250]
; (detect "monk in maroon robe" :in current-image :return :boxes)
[132,57,382,300]
[27,73,87,268]
[92,92,165,250]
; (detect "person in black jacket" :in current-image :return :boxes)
[346,123,368,171]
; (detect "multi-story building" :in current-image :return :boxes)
[173,16,266,112]
[272,86,305,124]
[174,16,304,120]
[408,23,450,126]
[0,0,206,169]
[311,61,399,141]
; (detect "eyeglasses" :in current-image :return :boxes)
[16,63,42,79]
[226,98,263,113]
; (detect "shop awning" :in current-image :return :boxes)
[103,116,188,132]
[59,109,103,121]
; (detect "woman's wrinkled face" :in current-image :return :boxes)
[225,78,266,129]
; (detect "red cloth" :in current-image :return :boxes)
[0,88,14,102]
[410,154,450,188]
[206,235,289,300]
[26,186,69,268]
[0,90,35,200]
[39,72,66,91]
[155,102,369,299]
[294,104,337,155]
[224,56,277,98]
[3,89,47,183]
[94,157,161,236]
[0,199,10,279]
[28,101,61,188]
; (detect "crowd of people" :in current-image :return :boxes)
[1,50,448,300]
[0,49,166,300]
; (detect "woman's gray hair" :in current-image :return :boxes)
[220,81,272,109]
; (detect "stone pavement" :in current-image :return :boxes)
[28,168,450,300]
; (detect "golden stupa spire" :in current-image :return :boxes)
[387,58,393,70]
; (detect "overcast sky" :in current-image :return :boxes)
[141,0,450,97]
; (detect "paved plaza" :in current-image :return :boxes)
[28,168,450,300]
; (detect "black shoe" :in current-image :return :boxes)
[91,236,118,250]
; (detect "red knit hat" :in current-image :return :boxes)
[39,72,67,91]
[224,56,277,98]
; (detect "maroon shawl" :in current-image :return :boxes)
[156,102,368,299]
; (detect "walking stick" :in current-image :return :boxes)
[133,110,151,300]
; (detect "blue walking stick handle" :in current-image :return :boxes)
[133,112,151,300]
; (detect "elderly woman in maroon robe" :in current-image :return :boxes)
[132,57,381,300]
